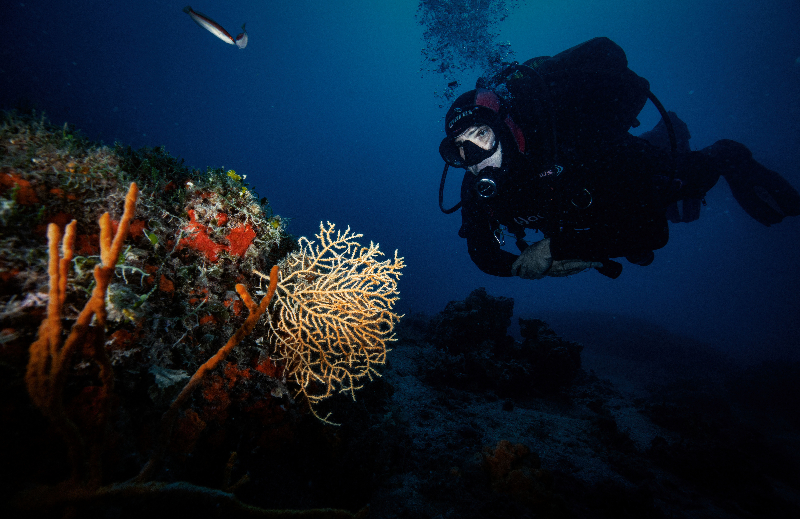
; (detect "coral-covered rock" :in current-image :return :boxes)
[0,112,296,380]
[0,111,301,495]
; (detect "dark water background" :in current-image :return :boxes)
[2,0,799,363]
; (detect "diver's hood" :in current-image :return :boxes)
[438,91,528,213]
[442,88,527,153]
[438,74,539,214]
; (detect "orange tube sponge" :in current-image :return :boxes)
[25,182,139,483]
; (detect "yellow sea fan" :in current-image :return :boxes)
[268,222,404,422]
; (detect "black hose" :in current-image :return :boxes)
[646,91,677,155]
[439,163,462,214]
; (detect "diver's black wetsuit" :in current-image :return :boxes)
[456,38,798,277]
[460,134,674,276]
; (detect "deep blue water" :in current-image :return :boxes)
[2,0,799,362]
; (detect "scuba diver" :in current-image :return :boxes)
[438,37,800,280]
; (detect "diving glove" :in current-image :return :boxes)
[512,238,553,279]
[512,238,603,279]
[547,258,605,277]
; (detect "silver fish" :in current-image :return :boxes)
[183,6,245,49]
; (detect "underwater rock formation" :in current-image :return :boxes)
[424,287,583,397]
[372,299,800,518]
[513,317,583,393]
[427,286,514,355]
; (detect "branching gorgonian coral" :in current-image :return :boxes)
[267,222,404,423]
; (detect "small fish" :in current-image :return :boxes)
[235,24,248,49]
[183,6,246,49]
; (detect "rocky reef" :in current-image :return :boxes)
[368,290,800,518]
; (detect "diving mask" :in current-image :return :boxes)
[439,137,499,168]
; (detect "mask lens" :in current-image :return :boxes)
[439,137,465,167]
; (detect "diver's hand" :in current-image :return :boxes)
[546,259,604,277]
[511,238,553,279]
[512,238,603,279]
